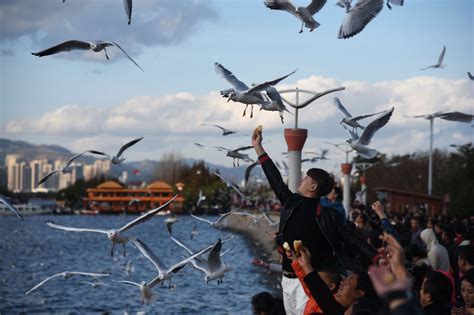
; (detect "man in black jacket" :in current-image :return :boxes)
[252,127,378,315]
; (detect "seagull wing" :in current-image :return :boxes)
[307,0,327,15]
[358,107,394,145]
[247,70,296,94]
[119,194,178,232]
[214,208,240,224]
[468,72,474,80]
[388,0,403,6]
[166,242,215,275]
[25,272,65,295]
[31,40,91,57]
[115,137,144,159]
[110,42,144,71]
[213,172,247,200]
[244,161,259,186]
[114,280,141,287]
[438,111,473,123]
[234,145,254,152]
[264,0,299,19]
[261,210,279,226]
[67,271,111,277]
[437,45,446,66]
[214,63,249,91]
[64,151,91,168]
[132,239,167,273]
[190,214,214,225]
[338,0,384,39]
[0,196,24,220]
[46,221,109,234]
[207,239,223,274]
[342,124,359,141]
[170,236,194,255]
[352,109,388,121]
[37,170,60,186]
[123,0,132,24]
[334,97,353,118]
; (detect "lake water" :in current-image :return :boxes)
[0,214,280,314]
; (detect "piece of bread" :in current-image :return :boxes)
[283,242,290,251]
[293,240,302,252]
[255,125,263,132]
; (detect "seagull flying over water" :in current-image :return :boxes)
[337,0,384,39]
[334,97,388,134]
[215,62,295,119]
[46,194,178,256]
[25,271,110,295]
[0,195,23,221]
[196,190,206,207]
[420,46,446,70]
[32,40,143,71]
[343,107,394,159]
[101,137,144,165]
[212,172,248,200]
[37,150,106,186]
[190,208,240,228]
[264,0,327,33]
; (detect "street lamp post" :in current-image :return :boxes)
[278,87,345,192]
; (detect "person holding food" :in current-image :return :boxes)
[252,126,379,315]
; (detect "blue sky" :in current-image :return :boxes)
[0,0,472,174]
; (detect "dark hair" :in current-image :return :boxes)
[455,223,466,236]
[251,292,285,315]
[405,243,427,261]
[307,168,334,196]
[461,269,474,286]
[333,186,343,203]
[422,271,453,304]
[318,267,342,293]
[357,213,368,224]
[458,245,474,266]
[355,271,377,299]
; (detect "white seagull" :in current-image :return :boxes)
[115,238,214,304]
[244,161,260,186]
[212,172,248,200]
[37,150,106,186]
[25,271,110,295]
[264,0,327,33]
[32,40,143,71]
[170,237,233,284]
[190,208,240,228]
[215,62,295,119]
[420,46,447,70]
[101,137,144,165]
[200,123,248,136]
[0,195,24,221]
[259,86,292,123]
[337,0,384,39]
[194,143,254,167]
[196,190,206,207]
[334,97,388,134]
[343,107,394,159]
[46,194,178,256]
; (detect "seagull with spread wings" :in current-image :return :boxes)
[25,271,110,295]
[420,46,447,70]
[194,143,254,167]
[46,194,178,256]
[100,137,144,165]
[190,207,240,228]
[200,123,248,136]
[337,0,384,39]
[343,107,394,159]
[334,97,388,134]
[264,0,327,33]
[32,40,143,71]
[259,86,292,123]
[37,150,106,186]
[215,62,295,119]
[0,195,23,221]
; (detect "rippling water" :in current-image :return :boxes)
[0,214,278,314]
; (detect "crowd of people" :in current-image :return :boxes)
[249,128,473,315]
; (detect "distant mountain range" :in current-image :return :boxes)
[0,138,259,183]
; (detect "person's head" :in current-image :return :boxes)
[427,218,437,230]
[458,245,474,274]
[405,243,427,263]
[455,223,466,238]
[298,168,334,198]
[335,271,376,309]
[441,224,455,242]
[251,292,280,315]
[420,271,453,307]
[355,213,368,229]
[434,222,444,236]
[318,267,342,294]
[411,217,421,231]
[326,186,343,203]
[461,270,474,309]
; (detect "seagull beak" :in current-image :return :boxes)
[227,98,231,103]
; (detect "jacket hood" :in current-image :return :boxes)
[420,228,438,251]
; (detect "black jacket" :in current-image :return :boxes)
[259,153,377,274]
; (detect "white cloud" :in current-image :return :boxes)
[5,75,473,166]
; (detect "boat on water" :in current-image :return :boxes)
[0,204,53,216]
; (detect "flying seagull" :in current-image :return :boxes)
[190,208,240,228]
[212,172,248,200]
[259,86,292,123]
[215,62,295,119]
[467,72,474,81]
[420,46,446,71]
[244,161,259,186]
[334,97,388,134]
[101,137,144,165]
[264,0,327,33]
[32,40,143,71]
[46,194,178,256]
[337,0,384,39]
[0,195,23,221]
[170,237,232,284]
[196,190,206,207]
[37,150,106,186]
[343,107,394,159]
[194,143,254,167]
[25,271,110,295]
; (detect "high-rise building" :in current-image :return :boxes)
[5,154,20,191]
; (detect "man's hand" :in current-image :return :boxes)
[371,201,387,219]
[380,233,408,280]
[252,126,265,156]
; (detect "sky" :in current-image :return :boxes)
[0,0,473,176]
